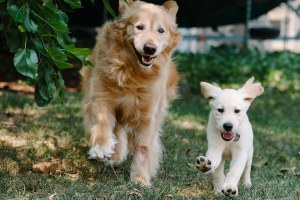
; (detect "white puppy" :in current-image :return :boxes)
[195,77,264,197]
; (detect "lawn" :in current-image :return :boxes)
[0,90,299,199]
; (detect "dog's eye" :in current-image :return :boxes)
[158,28,165,33]
[136,25,144,30]
[217,109,224,113]
[235,109,241,114]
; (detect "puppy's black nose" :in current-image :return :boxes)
[223,123,233,131]
[143,43,157,55]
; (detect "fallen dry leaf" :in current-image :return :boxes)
[182,138,189,145]
[65,172,80,181]
[32,162,59,173]
[251,159,268,169]
[126,189,142,198]
[43,140,56,150]
[164,194,173,199]
[48,193,57,200]
[280,167,296,174]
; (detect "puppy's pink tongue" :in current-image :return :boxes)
[223,132,234,140]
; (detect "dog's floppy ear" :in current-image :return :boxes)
[162,1,178,18]
[119,0,134,15]
[239,77,264,103]
[200,82,221,101]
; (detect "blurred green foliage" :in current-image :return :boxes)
[175,45,300,93]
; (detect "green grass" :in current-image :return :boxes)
[0,90,300,199]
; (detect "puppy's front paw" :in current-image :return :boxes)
[195,156,212,173]
[221,185,238,197]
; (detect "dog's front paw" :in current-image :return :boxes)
[221,185,238,197]
[88,141,116,160]
[195,156,212,173]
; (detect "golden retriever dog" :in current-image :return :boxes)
[80,0,180,186]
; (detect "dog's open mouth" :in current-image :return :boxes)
[132,44,155,67]
[221,132,235,141]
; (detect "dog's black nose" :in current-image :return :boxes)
[143,43,157,55]
[223,123,233,131]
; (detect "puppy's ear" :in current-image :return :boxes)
[162,1,178,18]
[200,82,221,101]
[119,0,134,15]
[239,77,264,103]
[242,77,255,88]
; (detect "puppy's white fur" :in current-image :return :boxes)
[196,77,264,197]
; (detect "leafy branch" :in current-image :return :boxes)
[0,0,118,106]
[0,0,92,106]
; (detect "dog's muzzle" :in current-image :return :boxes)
[132,44,156,67]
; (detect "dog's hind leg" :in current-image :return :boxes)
[130,125,162,187]
[213,158,225,192]
[241,148,253,187]
[108,124,129,165]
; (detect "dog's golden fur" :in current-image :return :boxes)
[81,0,180,186]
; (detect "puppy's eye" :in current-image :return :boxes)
[235,109,241,114]
[158,28,165,33]
[136,25,144,30]
[217,109,224,113]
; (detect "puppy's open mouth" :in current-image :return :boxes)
[132,44,156,67]
[221,132,235,141]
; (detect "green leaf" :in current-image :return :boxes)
[39,66,56,100]
[13,48,38,79]
[57,10,69,23]
[23,16,38,32]
[31,2,69,36]
[7,3,29,23]
[45,67,57,98]
[56,35,66,47]
[32,38,47,56]
[35,84,51,107]
[57,71,64,90]
[0,24,4,31]
[17,25,25,32]
[63,0,82,9]
[47,46,71,69]
[65,45,92,66]
[103,0,117,18]
[56,71,65,96]
[6,28,24,52]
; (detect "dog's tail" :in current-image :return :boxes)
[80,66,92,95]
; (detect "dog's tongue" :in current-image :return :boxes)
[222,132,234,140]
[142,55,153,64]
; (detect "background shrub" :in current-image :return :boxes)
[175,45,300,93]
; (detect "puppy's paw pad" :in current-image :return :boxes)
[221,186,238,197]
[195,156,212,173]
